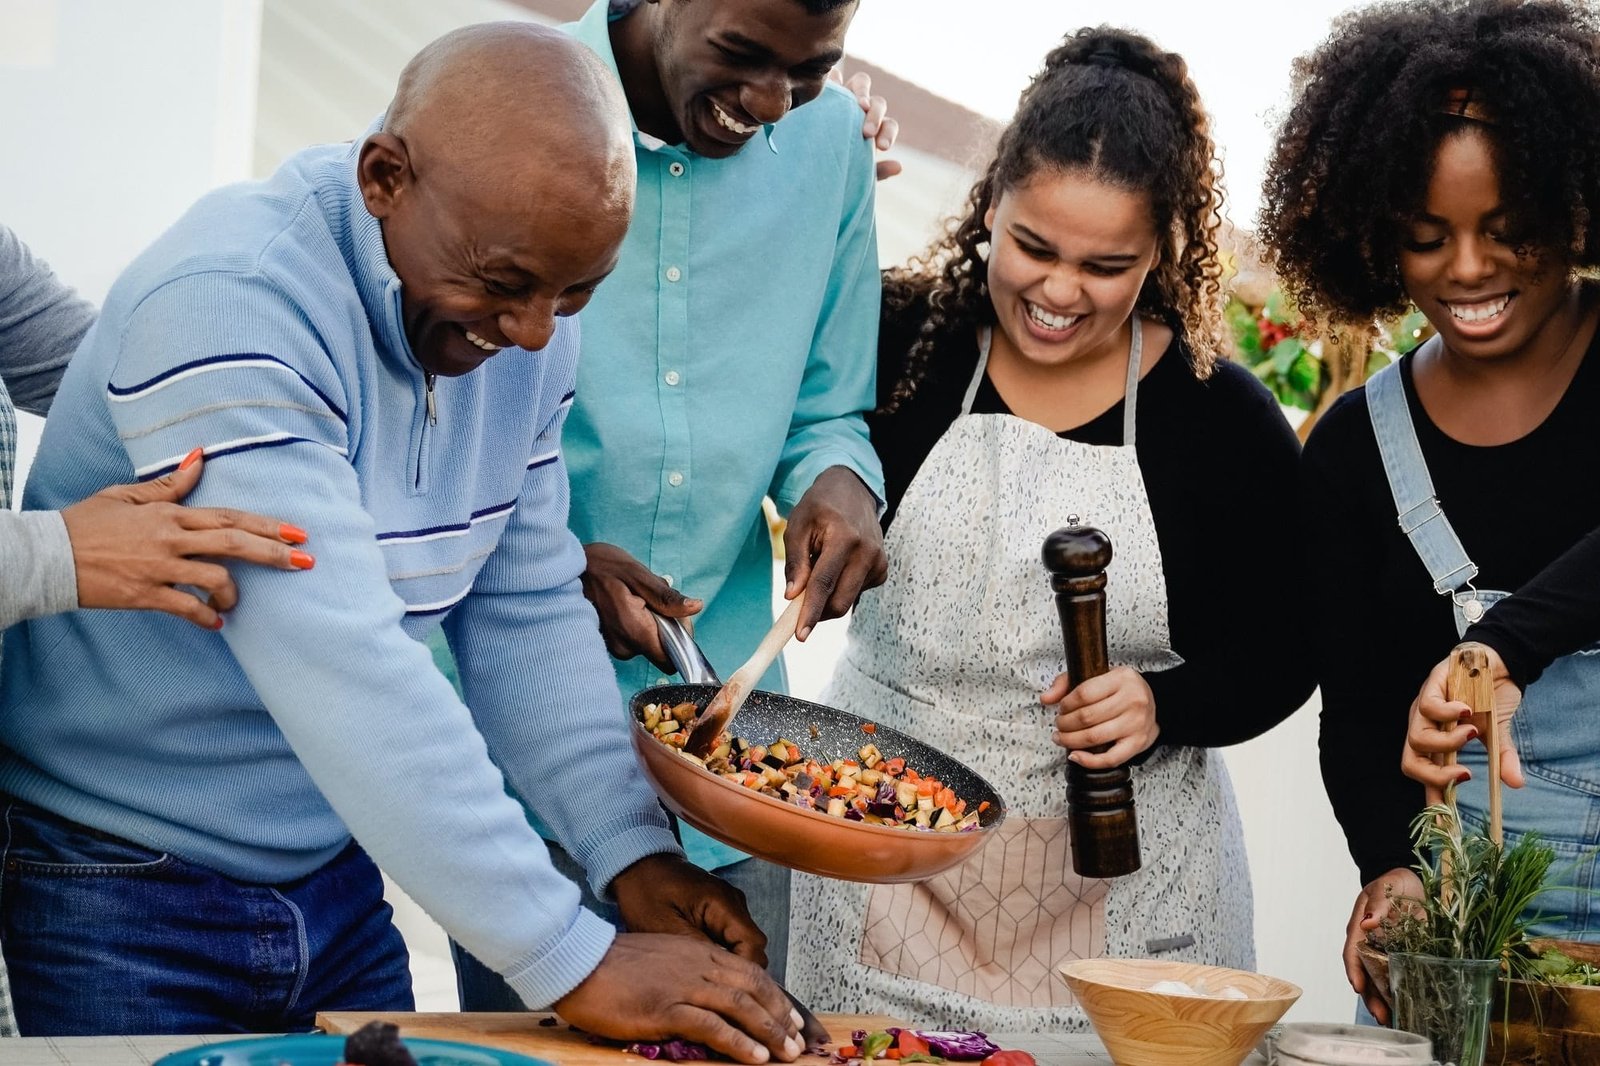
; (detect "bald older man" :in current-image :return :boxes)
[0,24,802,1054]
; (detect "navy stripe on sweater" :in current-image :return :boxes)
[376,499,518,544]
[109,352,350,424]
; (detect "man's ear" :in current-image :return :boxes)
[357,132,412,220]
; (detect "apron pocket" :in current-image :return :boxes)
[859,816,1107,1009]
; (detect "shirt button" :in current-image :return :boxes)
[665,266,682,283]
[664,370,681,386]
[668,161,685,177]
[668,471,685,487]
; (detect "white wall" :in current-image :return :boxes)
[1,0,264,493]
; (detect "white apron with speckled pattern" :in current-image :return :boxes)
[787,321,1253,1031]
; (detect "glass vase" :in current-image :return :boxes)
[1388,951,1499,1066]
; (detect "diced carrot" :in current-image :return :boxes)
[840,1048,859,1059]
[954,798,968,816]
[861,722,877,734]
[978,800,991,813]
[885,1050,901,1059]
[903,768,921,783]
[882,757,906,775]
[828,784,854,798]
[916,779,937,797]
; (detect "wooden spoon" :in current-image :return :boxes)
[1444,641,1502,844]
[683,596,804,757]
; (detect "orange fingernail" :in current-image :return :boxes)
[290,550,315,571]
[179,447,204,471]
[211,616,224,630]
[279,524,308,545]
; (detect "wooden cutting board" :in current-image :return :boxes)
[316,1012,903,1066]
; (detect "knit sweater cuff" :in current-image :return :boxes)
[570,812,684,899]
[0,510,77,629]
[502,904,617,1009]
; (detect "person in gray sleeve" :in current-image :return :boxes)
[0,224,313,1035]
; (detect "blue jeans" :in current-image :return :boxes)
[0,799,412,1035]
[452,847,791,1011]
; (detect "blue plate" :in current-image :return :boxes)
[153,1034,560,1066]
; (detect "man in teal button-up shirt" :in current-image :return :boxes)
[451,0,886,1006]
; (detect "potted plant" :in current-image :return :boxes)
[1376,804,1557,1066]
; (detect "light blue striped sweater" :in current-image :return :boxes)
[0,137,681,1009]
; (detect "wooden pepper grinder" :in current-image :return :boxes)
[1043,524,1142,878]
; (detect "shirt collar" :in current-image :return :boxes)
[569,0,779,156]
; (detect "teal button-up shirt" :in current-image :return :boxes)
[565,1,884,868]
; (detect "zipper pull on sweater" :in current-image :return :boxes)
[425,373,437,426]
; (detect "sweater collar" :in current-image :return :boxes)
[335,128,416,372]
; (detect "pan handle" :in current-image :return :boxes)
[653,613,722,685]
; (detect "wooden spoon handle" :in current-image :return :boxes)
[726,595,804,692]
[1445,641,1500,844]
[683,596,804,755]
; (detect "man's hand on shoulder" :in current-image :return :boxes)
[831,69,901,181]
[782,466,886,641]
[581,543,703,671]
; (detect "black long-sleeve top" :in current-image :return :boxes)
[1302,339,1600,884]
[866,294,1315,751]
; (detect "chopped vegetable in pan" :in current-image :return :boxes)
[639,702,983,831]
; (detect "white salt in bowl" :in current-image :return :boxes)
[1058,958,1302,1066]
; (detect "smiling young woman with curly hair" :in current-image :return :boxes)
[785,27,1313,1031]
[1259,0,1600,1025]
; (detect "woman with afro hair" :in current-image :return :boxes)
[1260,0,1600,1024]
[785,27,1313,1030]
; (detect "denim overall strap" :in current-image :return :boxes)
[1365,355,1481,600]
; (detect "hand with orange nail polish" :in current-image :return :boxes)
[59,448,312,631]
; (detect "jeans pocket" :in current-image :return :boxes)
[3,803,174,875]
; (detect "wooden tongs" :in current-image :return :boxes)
[1440,641,1503,844]
[682,596,804,757]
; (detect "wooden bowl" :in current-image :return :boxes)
[1058,958,1301,1066]
[630,684,1007,884]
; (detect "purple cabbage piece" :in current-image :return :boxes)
[624,1040,712,1061]
[911,1031,1001,1060]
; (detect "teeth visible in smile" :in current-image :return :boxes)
[712,101,758,136]
[465,330,502,352]
[1026,302,1082,331]
[1447,294,1511,323]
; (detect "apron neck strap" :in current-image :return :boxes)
[965,315,1145,445]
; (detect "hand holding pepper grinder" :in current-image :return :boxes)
[1043,523,1141,878]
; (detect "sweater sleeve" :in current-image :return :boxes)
[1301,402,1423,884]
[0,510,76,629]
[0,224,94,416]
[1142,366,1317,748]
[768,127,885,513]
[105,272,616,1010]
[443,350,683,902]
[1468,523,1600,688]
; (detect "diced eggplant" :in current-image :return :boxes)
[933,807,957,829]
[711,740,733,762]
[896,781,919,808]
[677,750,706,766]
[857,768,883,786]
[857,743,882,768]
[826,797,847,818]
[761,752,788,771]
[670,702,698,723]
[655,719,681,736]
[642,704,662,730]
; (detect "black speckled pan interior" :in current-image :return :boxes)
[631,683,1007,828]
